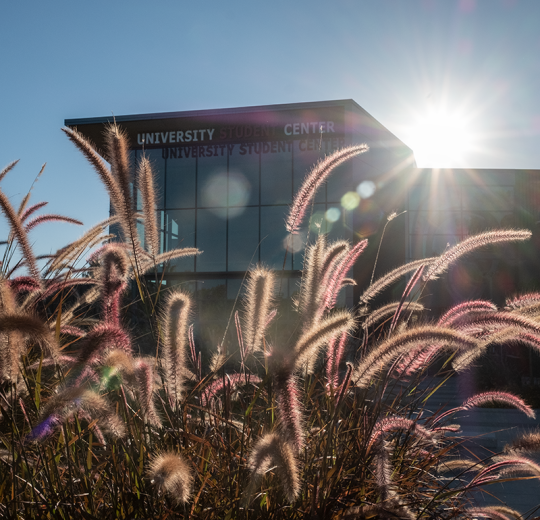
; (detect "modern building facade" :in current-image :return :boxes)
[66,100,540,311]
[66,100,416,307]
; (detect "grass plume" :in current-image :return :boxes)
[243,266,275,355]
[162,291,192,407]
[137,155,160,259]
[286,144,368,235]
[246,433,300,503]
[353,326,479,389]
[424,229,531,281]
[148,452,194,505]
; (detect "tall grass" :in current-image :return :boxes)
[0,127,538,519]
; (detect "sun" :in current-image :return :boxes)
[409,109,474,167]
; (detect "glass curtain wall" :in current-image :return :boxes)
[406,169,518,306]
[133,137,355,306]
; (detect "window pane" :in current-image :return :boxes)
[196,279,228,348]
[227,278,244,300]
[166,154,196,209]
[229,149,259,206]
[261,145,292,205]
[327,161,353,203]
[409,211,463,236]
[463,210,501,235]
[198,154,228,208]
[196,209,226,271]
[260,206,291,269]
[228,207,259,271]
[164,209,195,272]
[463,186,514,212]
[409,184,462,212]
[128,150,139,211]
[327,206,354,243]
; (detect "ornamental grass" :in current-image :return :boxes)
[0,127,539,519]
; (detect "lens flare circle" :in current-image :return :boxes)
[284,231,307,254]
[325,207,341,223]
[341,191,360,210]
[202,171,250,219]
[357,180,375,198]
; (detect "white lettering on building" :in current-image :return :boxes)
[137,128,216,145]
[283,121,335,136]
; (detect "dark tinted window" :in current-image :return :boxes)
[260,206,291,269]
[196,209,226,271]
[261,146,292,205]
[198,154,228,208]
[164,209,195,272]
[229,149,259,206]
[228,207,259,271]
[166,155,196,209]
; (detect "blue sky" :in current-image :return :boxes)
[1,0,539,255]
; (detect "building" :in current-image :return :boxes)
[65,100,540,312]
[66,100,417,309]
[66,102,540,502]
[405,167,540,308]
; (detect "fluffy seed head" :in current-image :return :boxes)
[472,455,540,483]
[274,370,305,451]
[368,416,435,450]
[437,459,485,473]
[24,214,83,233]
[438,300,498,326]
[134,358,161,427]
[505,431,540,453]
[138,248,200,275]
[424,229,531,282]
[162,291,192,406]
[364,301,424,330]
[326,330,349,389]
[50,216,117,273]
[246,433,300,503]
[76,323,132,369]
[32,388,126,441]
[461,391,535,419]
[137,156,159,258]
[286,144,368,234]
[148,452,193,505]
[320,239,367,312]
[360,257,436,305]
[296,235,326,328]
[353,326,479,389]
[20,201,48,223]
[506,292,540,310]
[201,373,262,407]
[293,310,355,371]
[243,266,275,355]
[0,186,40,282]
[0,160,20,184]
[465,507,522,520]
[98,244,130,324]
[373,439,396,502]
[0,313,58,367]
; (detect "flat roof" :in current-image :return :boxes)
[65,99,371,126]
[64,98,414,156]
